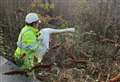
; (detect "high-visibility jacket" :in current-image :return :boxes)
[14,25,41,69]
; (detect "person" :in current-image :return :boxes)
[14,13,41,70]
[14,12,75,70]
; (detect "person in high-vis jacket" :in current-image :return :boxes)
[14,12,75,70]
[14,13,41,70]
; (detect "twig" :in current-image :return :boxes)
[70,59,88,64]
[68,54,88,64]
[106,73,110,82]
[100,38,120,48]
[31,63,53,71]
[109,73,120,82]
[3,63,53,77]
[80,50,91,58]
[96,72,101,82]
[3,70,28,76]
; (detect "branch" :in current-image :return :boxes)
[68,54,88,64]
[3,70,28,76]
[31,63,53,71]
[109,73,120,82]
[100,38,120,48]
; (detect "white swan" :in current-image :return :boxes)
[36,28,75,62]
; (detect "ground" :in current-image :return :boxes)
[0,56,34,82]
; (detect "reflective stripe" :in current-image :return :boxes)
[17,28,32,50]
[17,41,32,50]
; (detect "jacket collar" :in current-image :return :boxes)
[25,25,38,33]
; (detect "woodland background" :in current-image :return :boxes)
[1,0,120,82]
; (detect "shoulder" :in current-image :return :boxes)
[21,25,33,34]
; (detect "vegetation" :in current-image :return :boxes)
[1,0,120,82]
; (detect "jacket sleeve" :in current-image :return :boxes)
[22,30,39,51]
